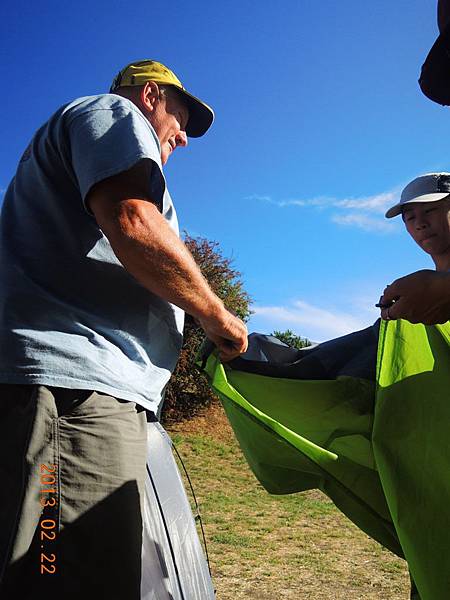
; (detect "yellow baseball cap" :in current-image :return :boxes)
[110,59,214,138]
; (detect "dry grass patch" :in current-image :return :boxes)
[168,403,410,600]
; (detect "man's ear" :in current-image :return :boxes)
[140,81,160,113]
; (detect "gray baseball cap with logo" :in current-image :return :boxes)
[385,172,450,218]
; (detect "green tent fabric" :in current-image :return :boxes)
[374,320,450,599]
[200,319,450,600]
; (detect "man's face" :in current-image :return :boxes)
[402,198,450,258]
[149,88,189,165]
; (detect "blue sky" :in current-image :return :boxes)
[1,0,448,341]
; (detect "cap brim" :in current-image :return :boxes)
[419,24,450,105]
[177,89,214,138]
[385,192,450,218]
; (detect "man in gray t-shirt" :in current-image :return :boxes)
[0,60,247,598]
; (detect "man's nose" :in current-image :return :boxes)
[175,131,188,147]
[415,216,429,229]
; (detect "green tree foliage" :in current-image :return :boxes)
[271,329,312,349]
[161,234,252,423]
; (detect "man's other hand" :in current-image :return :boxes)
[379,270,450,325]
[198,307,248,362]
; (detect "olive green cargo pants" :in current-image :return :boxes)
[0,384,148,600]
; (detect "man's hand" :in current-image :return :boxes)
[379,270,450,324]
[198,307,248,362]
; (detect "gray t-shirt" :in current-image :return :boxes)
[0,94,184,413]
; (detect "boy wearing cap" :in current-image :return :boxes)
[381,172,450,600]
[0,60,247,598]
[380,173,450,322]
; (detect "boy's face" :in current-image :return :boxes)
[402,197,450,258]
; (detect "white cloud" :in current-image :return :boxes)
[331,213,395,232]
[250,298,378,342]
[335,191,397,213]
[278,199,308,207]
[247,188,403,233]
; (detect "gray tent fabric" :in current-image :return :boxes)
[227,321,380,381]
[141,422,216,600]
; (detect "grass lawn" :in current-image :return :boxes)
[167,403,410,600]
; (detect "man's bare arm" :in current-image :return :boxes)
[379,270,450,324]
[87,160,248,360]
